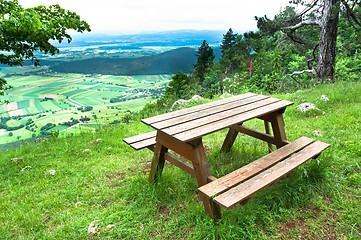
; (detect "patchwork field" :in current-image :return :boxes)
[0,71,170,144]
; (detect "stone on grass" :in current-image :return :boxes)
[297,102,317,112]
[88,220,101,234]
[20,166,31,172]
[170,95,203,111]
[83,149,91,153]
[89,138,102,145]
[320,94,329,101]
[106,224,116,230]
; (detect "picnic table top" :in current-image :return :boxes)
[142,92,293,143]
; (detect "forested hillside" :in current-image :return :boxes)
[138,0,361,116]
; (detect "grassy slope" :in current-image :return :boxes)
[0,81,360,239]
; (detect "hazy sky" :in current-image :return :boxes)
[19,0,293,34]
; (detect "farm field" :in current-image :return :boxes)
[0,71,170,145]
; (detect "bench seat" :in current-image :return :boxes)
[123,130,157,150]
[198,136,330,209]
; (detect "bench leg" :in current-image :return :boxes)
[149,142,168,183]
[191,139,221,220]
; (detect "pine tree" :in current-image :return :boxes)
[193,40,215,83]
[220,28,237,56]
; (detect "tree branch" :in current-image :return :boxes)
[295,0,320,19]
[286,69,316,77]
[283,20,321,30]
[341,0,361,27]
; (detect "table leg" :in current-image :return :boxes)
[191,139,221,220]
[149,142,168,183]
[264,120,273,152]
[269,112,288,148]
[221,124,241,152]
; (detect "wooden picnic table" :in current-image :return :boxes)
[123,92,330,220]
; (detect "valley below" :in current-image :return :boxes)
[0,30,223,146]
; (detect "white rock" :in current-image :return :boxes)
[320,94,329,101]
[20,166,31,172]
[297,102,316,112]
[171,95,203,111]
[220,92,233,99]
[88,220,101,234]
[106,224,116,230]
[191,95,203,101]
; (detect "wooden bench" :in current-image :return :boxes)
[198,136,330,217]
[123,131,157,150]
[122,93,330,220]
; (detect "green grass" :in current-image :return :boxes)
[0,81,360,239]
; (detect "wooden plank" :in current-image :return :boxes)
[155,131,195,161]
[123,130,156,144]
[233,125,289,146]
[130,137,156,150]
[173,100,293,142]
[214,141,330,208]
[123,131,157,150]
[164,97,282,137]
[164,152,196,177]
[151,95,269,129]
[142,93,257,125]
[198,136,314,198]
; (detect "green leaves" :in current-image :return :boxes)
[0,0,90,96]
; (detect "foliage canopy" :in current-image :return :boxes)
[0,0,90,96]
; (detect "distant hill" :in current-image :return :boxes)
[44,47,223,75]
[55,30,224,48]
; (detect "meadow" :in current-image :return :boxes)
[0,68,170,144]
[0,81,359,239]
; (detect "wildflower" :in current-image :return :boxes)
[49,169,56,175]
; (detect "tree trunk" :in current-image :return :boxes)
[317,0,341,83]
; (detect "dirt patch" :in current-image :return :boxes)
[275,207,339,239]
[106,172,126,180]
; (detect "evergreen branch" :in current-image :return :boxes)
[341,0,361,27]
[283,20,321,30]
[296,0,320,19]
